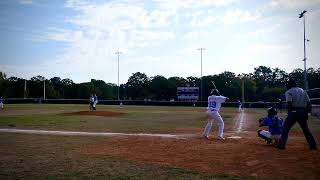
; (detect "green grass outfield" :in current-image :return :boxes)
[0,104,238,133]
[0,104,319,133]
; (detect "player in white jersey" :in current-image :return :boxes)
[93,94,98,110]
[89,94,95,110]
[203,89,229,140]
[236,100,242,112]
[0,97,3,110]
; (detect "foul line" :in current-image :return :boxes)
[0,128,184,139]
[236,110,245,133]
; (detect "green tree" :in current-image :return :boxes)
[289,68,304,87]
[167,77,187,100]
[253,66,273,100]
[61,78,75,98]
[126,72,150,100]
[149,75,170,100]
[48,77,62,98]
[262,87,286,101]
[77,83,91,99]
[4,77,25,98]
[186,76,199,87]
[29,76,46,98]
[307,68,320,89]
[271,68,288,88]
[0,72,7,96]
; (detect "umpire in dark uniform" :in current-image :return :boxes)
[276,79,317,150]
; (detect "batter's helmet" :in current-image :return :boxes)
[286,78,297,90]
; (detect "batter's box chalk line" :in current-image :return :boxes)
[227,136,242,139]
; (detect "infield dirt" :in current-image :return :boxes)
[62,110,125,117]
[80,112,320,180]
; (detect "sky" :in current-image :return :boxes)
[0,0,319,84]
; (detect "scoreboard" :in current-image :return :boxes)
[177,87,199,100]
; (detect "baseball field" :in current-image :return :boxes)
[0,104,320,179]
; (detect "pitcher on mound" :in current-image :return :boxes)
[203,89,229,140]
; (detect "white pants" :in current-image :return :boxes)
[258,130,271,139]
[93,100,98,107]
[0,102,3,109]
[258,130,281,140]
[203,111,224,138]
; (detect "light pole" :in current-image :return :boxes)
[24,79,27,99]
[115,51,122,101]
[43,80,46,100]
[241,79,244,108]
[197,48,205,100]
[299,10,308,90]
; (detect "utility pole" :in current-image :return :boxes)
[242,79,245,109]
[299,10,308,90]
[24,79,27,99]
[115,51,122,101]
[197,48,205,100]
[43,80,46,100]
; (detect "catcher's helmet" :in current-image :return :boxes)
[267,107,277,116]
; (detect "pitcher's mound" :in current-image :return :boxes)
[63,111,125,117]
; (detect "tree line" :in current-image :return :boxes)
[0,66,319,102]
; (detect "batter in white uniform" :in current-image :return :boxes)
[203,89,229,140]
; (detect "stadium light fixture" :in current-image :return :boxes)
[43,80,46,100]
[24,79,27,99]
[299,10,307,18]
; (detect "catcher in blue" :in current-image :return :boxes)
[257,107,283,146]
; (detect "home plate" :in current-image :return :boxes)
[227,136,242,139]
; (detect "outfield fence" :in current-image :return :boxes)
[2,97,320,117]
[308,88,320,117]
[3,98,280,108]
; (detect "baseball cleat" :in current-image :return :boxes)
[203,135,210,140]
[275,145,285,150]
[310,147,318,151]
[266,139,272,144]
[218,136,225,140]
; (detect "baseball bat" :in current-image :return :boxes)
[211,81,217,89]
[211,81,220,96]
